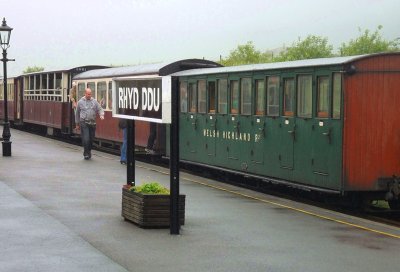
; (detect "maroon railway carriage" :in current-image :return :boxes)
[341,53,400,207]
[0,76,22,123]
[19,65,107,134]
[72,59,221,151]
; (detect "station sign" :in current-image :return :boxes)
[112,76,171,123]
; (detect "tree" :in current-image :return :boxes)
[274,35,334,62]
[219,41,272,66]
[339,25,399,56]
[23,66,44,74]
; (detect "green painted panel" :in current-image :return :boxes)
[293,118,314,182]
[311,119,342,190]
[251,116,265,164]
[203,115,217,157]
[279,117,295,170]
[180,113,199,160]
[264,118,282,177]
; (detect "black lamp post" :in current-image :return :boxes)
[0,18,12,157]
[0,18,13,156]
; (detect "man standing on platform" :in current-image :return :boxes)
[75,88,104,160]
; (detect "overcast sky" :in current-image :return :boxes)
[2,0,399,76]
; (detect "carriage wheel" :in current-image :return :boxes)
[388,199,400,210]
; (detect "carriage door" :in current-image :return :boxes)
[227,78,241,160]
[311,73,342,189]
[312,74,331,175]
[205,79,217,157]
[279,76,296,170]
[179,80,198,160]
[251,76,266,164]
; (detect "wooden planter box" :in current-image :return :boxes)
[122,187,185,228]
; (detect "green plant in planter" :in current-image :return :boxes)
[130,182,170,194]
[122,182,185,227]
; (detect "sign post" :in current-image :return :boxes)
[113,76,180,234]
[169,77,179,234]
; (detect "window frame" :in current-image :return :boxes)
[332,72,342,119]
[316,76,330,118]
[197,79,207,114]
[217,78,228,114]
[180,81,188,113]
[240,77,252,116]
[267,75,280,117]
[297,74,313,118]
[255,78,266,116]
[207,80,216,114]
[188,81,197,113]
[283,78,295,117]
[230,80,240,115]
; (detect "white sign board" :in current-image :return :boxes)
[112,76,171,124]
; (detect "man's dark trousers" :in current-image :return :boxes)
[80,122,96,158]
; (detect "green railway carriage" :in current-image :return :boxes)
[171,53,400,207]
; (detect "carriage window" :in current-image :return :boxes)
[49,74,54,89]
[87,82,95,99]
[317,76,329,118]
[241,78,252,115]
[35,75,40,89]
[42,74,48,90]
[197,80,206,113]
[180,81,188,113]
[188,82,197,113]
[208,81,216,114]
[218,79,228,114]
[332,73,342,119]
[297,75,312,118]
[108,81,113,110]
[255,79,265,116]
[267,76,279,116]
[283,78,295,116]
[230,80,239,114]
[78,83,85,100]
[55,73,62,89]
[97,82,107,109]
[29,76,34,90]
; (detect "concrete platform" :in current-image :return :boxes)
[0,127,399,272]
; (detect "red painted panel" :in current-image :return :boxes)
[41,101,49,125]
[53,103,63,128]
[343,54,400,191]
[8,101,14,120]
[34,101,41,124]
[93,113,152,148]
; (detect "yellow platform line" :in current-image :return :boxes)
[137,164,400,239]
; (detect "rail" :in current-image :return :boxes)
[23,88,64,102]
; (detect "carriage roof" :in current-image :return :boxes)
[73,59,221,80]
[172,53,400,76]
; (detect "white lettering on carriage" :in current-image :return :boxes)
[203,129,253,143]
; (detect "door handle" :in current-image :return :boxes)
[233,121,240,133]
[258,125,265,137]
[322,129,331,144]
[288,129,296,140]
[210,119,217,128]
[191,119,197,129]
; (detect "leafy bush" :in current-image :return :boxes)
[129,182,170,194]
